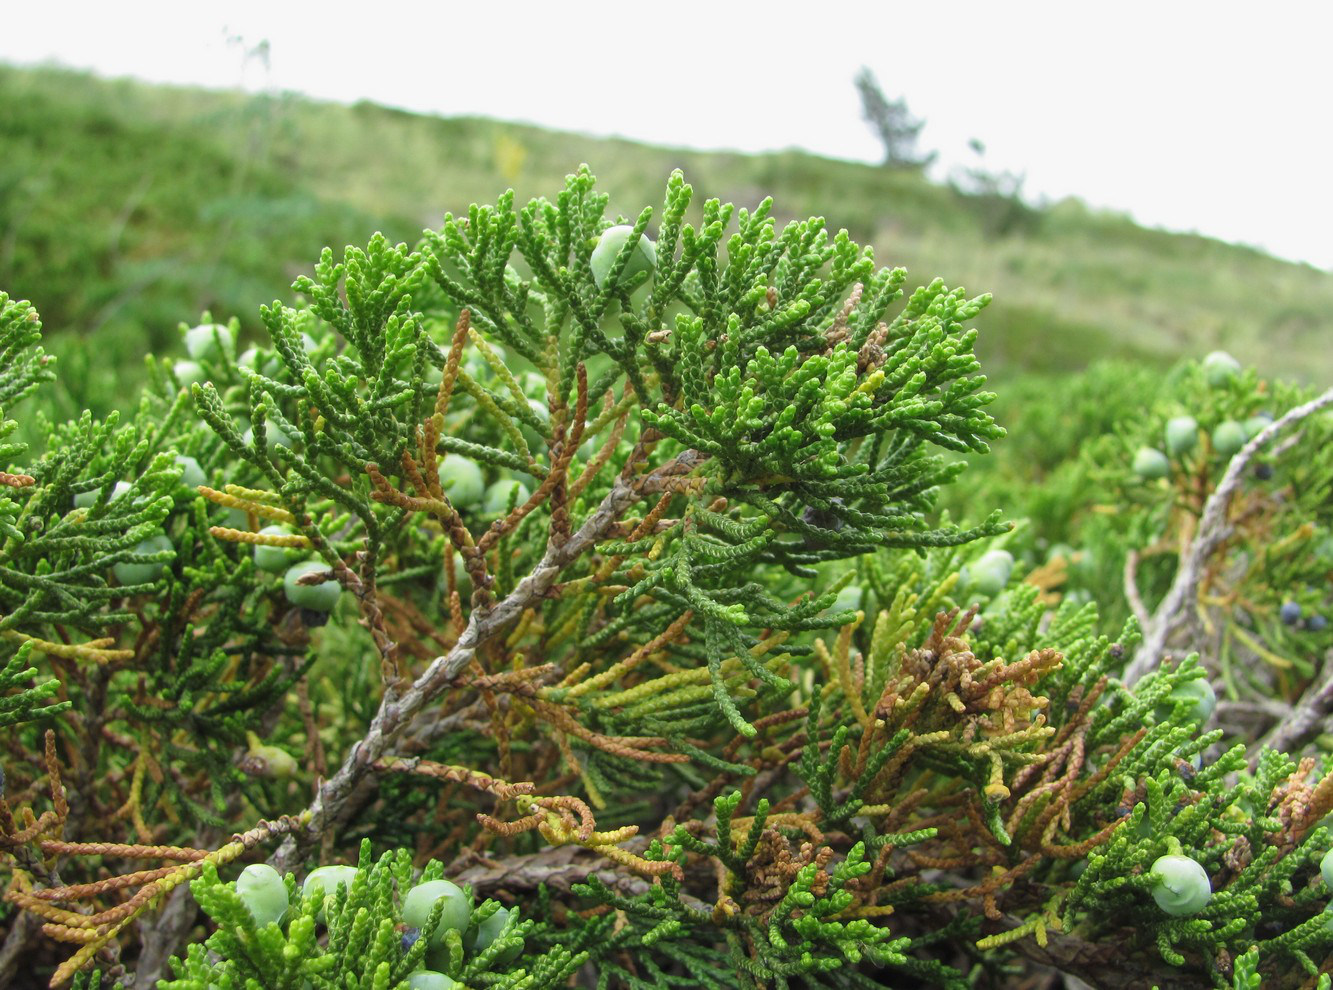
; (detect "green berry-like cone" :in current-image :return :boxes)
[302,865,360,902]
[829,585,863,615]
[437,456,486,509]
[1149,854,1212,915]
[174,454,207,492]
[1202,350,1241,388]
[407,973,457,990]
[235,863,288,928]
[1158,676,1216,724]
[245,730,299,778]
[402,878,470,946]
[1243,413,1274,440]
[483,480,532,516]
[1178,677,1216,722]
[1211,420,1247,457]
[113,534,174,586]
[1165,416,1199,457]
[590,225,657,289]
[965,549,1014,597]
[184,323,236,364]
[253,526,299,573]
[1133,447,1170,479]
[283,560,341,612]
[302,864,360,923]
[473,905,522,964]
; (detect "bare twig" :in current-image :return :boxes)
[1215,698,1293,721]
[0,910,44,988]
[1124,387,1333,686]
[128,884,196,989]
[1259,653,1333,759]
[450,842,708,913]
[1122,549,1150,632]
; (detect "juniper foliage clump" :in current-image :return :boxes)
[950,353,1333,750]
[161,842,562,990]
[2,170,1333,989]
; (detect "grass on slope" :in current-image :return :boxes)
[2,64,1330,403]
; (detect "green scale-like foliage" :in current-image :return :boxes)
[162,842,564,990]
[4,169,1333,990]
[187,166,1008,745]
[0,300,348,831]
[945,354,1333,709]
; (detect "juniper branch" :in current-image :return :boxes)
[269,447,709,871]
[1126,386,1333,684]
[1259,650,1333,758]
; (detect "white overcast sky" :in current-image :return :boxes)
[5,1,1332,270]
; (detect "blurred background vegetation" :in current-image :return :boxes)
[3,61,1331,430]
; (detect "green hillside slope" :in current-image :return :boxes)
[2,63,1330,393]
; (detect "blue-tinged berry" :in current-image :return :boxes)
[174,455,207,493]
[1308,614,1328,633]
[242,423,295,453]
[1280,601,1303,626]
[74,480,132,509]
[521,397,550,453]
[238,346,280,376]
[518,371,548,400]
[1046,542,1075,563]
[171,359,206,387]
[463,343,506,383]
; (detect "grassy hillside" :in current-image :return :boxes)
[3,63,1331,403]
